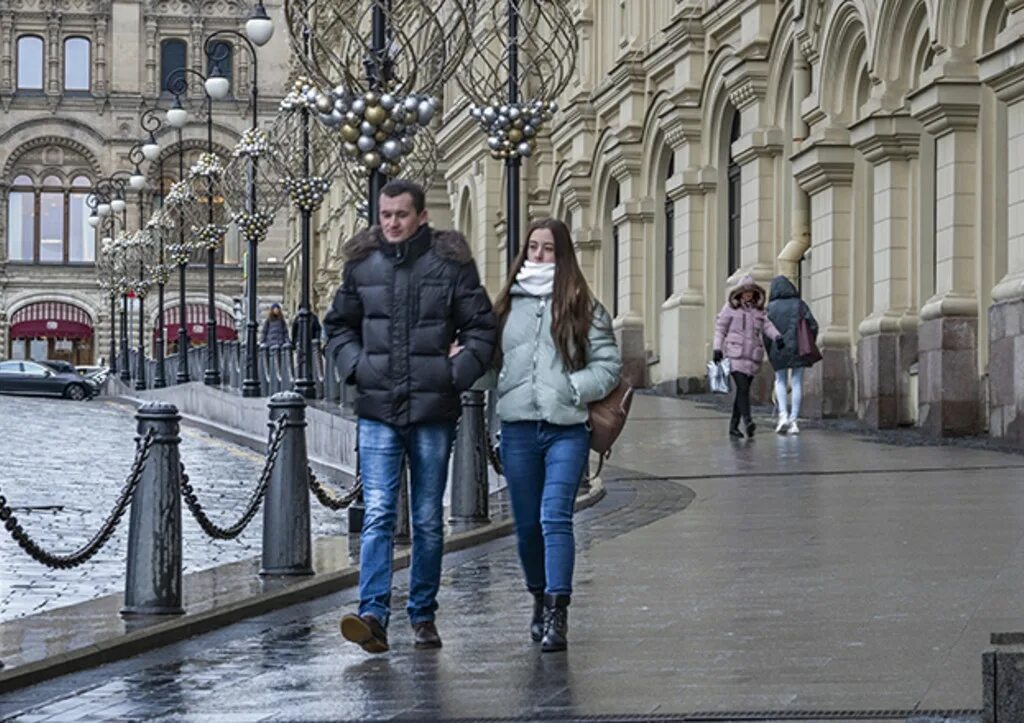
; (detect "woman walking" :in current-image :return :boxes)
[260,303,290,347]
[493,218,621,652]
[766,275,819,434]
[713,275,783,438]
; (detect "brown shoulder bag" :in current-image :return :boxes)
[587,379,634,477]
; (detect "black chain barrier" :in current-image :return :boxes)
[308,466,362,510]
[0,429,157,569]
[179,416,288,540]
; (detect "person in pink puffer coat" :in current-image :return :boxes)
[713,275,783,438]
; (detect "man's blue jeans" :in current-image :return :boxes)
[357,418,455,627]
[500,421,590,596]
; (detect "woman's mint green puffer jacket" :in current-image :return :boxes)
[496,285,622,426]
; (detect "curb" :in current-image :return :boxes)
[0,478,604,694]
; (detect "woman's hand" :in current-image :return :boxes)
[713,349,723,363]
[448,342,464,358]
[775,337,785,350]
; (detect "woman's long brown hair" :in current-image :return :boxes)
[492,218,595,372]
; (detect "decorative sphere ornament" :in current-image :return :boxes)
[341,124,360,142]
[523,124,536,138]
[346,111,359,124]
[400,136,415,153]
[364,92,378,105]
[360,120,375,136]
[418,101,435,125]
[509,128,524,143]
[517,142,533,157]
[404,96,419,112]
[380,94,395,110]
[351,98,366,114]
[363,151,382,169]
[365,104,388,126]
[315,94,333,114]
[487,136,502,150]
[374,130,388,142]
[357,135,376,152]
[343,141,359,156]
[381,139,402,160]
[381,119,396,134]
[483,107,497,123]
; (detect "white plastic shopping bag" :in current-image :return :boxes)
[706,358,731,394]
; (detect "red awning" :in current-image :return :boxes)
[157,303,237,342]
[10,301,94,340]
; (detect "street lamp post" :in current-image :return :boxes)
[167,63,225,387]
[139,108,169,388]
[128,143,152,391]
[164,90,193,384]
[88,196,118,375]
[96,176,132,382]
[206,28,265,398]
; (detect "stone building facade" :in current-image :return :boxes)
[297,0,1024,443]
[0,0,291,367]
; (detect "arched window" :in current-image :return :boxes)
[6,173,96,264]
[17,36,44,90]
[664,154,675,300]
[727,112,742,275]
[64,37,91,91]
[161,39,187,92]
[39,176,65,263]
[207,41,233,90]
[7,175,35,261]
[69,176,94,262]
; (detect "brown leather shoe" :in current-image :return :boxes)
[340,613,389,654]
[412,620,442,649]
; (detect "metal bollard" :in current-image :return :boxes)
[122,401,184,616]
[261,391,314,575]
[395,457,410,543]
[450,389,489,524]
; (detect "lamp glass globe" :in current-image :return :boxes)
[166,107,188,128]
[246,17,274,46]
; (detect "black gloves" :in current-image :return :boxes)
[713,349,723,363]
[775,337,785,350]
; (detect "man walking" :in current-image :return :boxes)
[323,179,496,653]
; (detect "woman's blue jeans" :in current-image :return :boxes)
[774,367,804,420]
[357,418,455,627]
[500,421,590,596]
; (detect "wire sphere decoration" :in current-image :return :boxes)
[182,152,231,250]
[458,0,577,160]
[342,124,439,220]
[95,236,124,299]
[274,76,344,213]
[221,128,290,243]
[283,0,475,98]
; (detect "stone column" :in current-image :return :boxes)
[45,11,60,96]
[793,144,856,417]
[658,114,712,394]
[144,17,157,97]
[850,114,922,428]
[610,190,652,388]
[910,81,983,436]
[982,37,1024,442]
[778,44,812,281]
[93,15,107,96]
[0,9,14,94]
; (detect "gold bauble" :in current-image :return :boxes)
[364,105,388,126]
[340,124,360,142]
[343,141,359,156]
[363,152,382,169]
[381,119,396,133]
[508,129,524,143]
[364,92,379,105]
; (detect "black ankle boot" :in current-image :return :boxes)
[530,591,544,642]
[541,594,570,652]
[729,413,743,438]
[745,418,756,437]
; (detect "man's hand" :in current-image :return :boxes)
[713,349,723,364]
[448,342,464,358]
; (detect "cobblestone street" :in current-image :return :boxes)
[0,395,348,622]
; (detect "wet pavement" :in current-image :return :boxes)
[4,394,1024,720]
[0,395,349,622]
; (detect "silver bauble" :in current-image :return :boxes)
[357,135,376,152]
[482,107,497,123]
[400,136,415,153]
[470,106,482,119]
[381,139,402,160]
[360,121,376,136]
[417,101,435,125]
[351,98,366,114]
[404,96,419,111]
[508,107,521,120]
[345,111,359,125]
[315,94,333,114]
[517,142,532,157]
[523,124,536,138]
[487,136,502,150]
[380,93,395,110]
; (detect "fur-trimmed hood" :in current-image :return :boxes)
[342,225,473,265]
[727,274,767,309]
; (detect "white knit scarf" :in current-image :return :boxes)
[516,260,555,296]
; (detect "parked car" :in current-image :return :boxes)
[36,359,77,375]
[0,360,95,401]
[74,365,110,390]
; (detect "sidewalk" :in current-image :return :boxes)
[4,394,1024,721]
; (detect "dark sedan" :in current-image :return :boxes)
[0,360,94,401]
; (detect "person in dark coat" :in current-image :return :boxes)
[291,310,322,347]
[259,303,290,347]
[324,179,497,655]
[765,275,819,434]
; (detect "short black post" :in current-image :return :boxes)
[261,392,313,575]
[983,632,1024,723]
[450,389,489,524]
[122,401,184,615]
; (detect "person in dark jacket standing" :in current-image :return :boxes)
[260,303,290,347]
[323,179,497,654]
[291,310,322,347]
[765,275,819,434]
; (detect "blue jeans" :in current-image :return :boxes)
[500,421,590,596]
[774,367,804,420]
[357,418,455,627]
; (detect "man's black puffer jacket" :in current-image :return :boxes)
[322,224,497,426]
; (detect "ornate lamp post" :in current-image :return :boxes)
[137,108,171,388]
[90,196,119,374]
[206,25,276,398]
[95,175,133,381]
[166,63,228,386]
[456,0,577,267]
